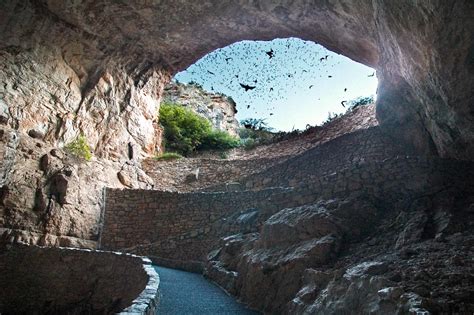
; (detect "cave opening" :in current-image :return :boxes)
[171,37,378,132]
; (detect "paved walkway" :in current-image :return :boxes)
[153,266,259,315]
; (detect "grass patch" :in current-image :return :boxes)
[154,152,183,161]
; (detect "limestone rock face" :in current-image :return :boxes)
[163,82,240,136]
[206,196,379,313]
[206,188,474,314]
[1,0,472,160]
[0,45,167,160]
[0,125,155,248]
[0,1,167,245]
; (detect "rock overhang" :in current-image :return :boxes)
[1,0,473,160]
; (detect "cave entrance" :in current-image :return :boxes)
[171,37,378,132]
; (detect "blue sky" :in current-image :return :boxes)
[174,38,377,131]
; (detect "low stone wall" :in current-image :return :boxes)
[0,244,159,314]
[143,112,379,193]
[143,156,284,192]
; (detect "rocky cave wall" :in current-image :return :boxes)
[1,1,169,247]
[1,0,473,246]
[27,0,473,160]
[100,143,474,313]
[206,159,474,314]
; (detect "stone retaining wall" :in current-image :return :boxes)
[100,187,296,262]
[215,127,415,191]
[0,244,159,314]
[101,154,474,268]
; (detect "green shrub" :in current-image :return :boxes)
[159,102,212,155]
[240,118,273,131]
[154,152,183,161]
[240,137,257,150]
[188,81,203,89]
[159,102,239,155]
[219,151,229,159]
[65,134,92,161]
[238,125,279,149]
[199,130,240,151]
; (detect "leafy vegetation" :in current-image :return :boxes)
[199,130,240,151]
[240,118,273,131]
[321,95,374,126]
[65,134,92,161]
[239,118,280,150]
[219,151,229,159]
[159,102,210,155]
[154,152,183,160]
[159,102,239,156]
[187,81,203,89]
[349,95,374,108]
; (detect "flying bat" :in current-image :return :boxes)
[240,83,256,91]
[266,49,274,59]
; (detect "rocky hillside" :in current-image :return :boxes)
[163,82,239,136]
[115,109,474,314]
[0,123,155,248]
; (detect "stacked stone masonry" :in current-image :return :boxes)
[214,127,416,191]
[101,187,296,263]
[0,244,159,314]
[144,106,379,193]
[102,155,474,266]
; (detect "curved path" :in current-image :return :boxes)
[153,266,259,314]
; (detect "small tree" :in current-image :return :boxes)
[239,118,277,149]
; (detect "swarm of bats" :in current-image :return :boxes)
[177,39,376,119]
